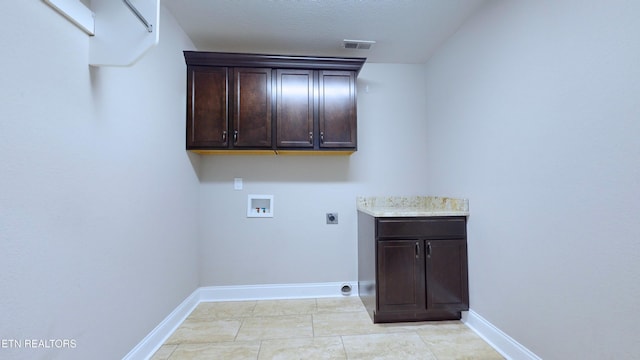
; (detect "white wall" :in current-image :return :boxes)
[0,3,200,359]
[423,0,640,358]
[198,63,432,286]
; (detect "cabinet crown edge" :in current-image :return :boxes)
[184,51,366,74]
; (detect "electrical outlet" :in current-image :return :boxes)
[234,178,243,190]
[326,213,338,224]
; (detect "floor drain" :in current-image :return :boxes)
[341,283,352,296]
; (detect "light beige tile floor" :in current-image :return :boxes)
[151,297,504,360]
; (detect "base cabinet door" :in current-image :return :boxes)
[377,240,425,318]
[426,239,469,312]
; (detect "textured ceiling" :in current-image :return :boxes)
[163,0,488,64]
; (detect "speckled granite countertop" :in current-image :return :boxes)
[357,196,469,217]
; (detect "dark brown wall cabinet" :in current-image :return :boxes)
[358,214,469,323]
[184,52,365,154]
[186,66,229,148]
[318,71,357,148]
[276,69,314,148]
[233,68,272,148]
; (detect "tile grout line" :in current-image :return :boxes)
[255,339,263,360]
[233,317,245,343]
[339,335,349,360]
[165,343,178,360]
[311,298,317,338]
[414,330,441,360]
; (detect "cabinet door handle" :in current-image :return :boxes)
[427,242,432,257]
[320,131,324,144]
[309,132,313,144]
[222,130,227,142]
[234,130,238,143]
[415,241,420,259]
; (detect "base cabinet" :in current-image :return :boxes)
[358,214,469,323]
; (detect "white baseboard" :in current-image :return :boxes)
[462,310,542,360]
[122,290,200,360]
[123,281,358,359]
[198,281,358,302]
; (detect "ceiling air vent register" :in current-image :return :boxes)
[343,39,376,50]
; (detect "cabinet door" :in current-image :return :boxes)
[276,69,314,148]
[233,68,272,148]
[186,66,229,148]
[425,239,469,311]
[377,240,426,314]
[318,70,356,148]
